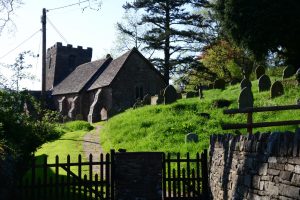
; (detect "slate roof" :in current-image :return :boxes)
[52,58,109,95]
[87,49,133,91]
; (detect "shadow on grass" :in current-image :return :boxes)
[57,138,100,144]
[16,154,109,200]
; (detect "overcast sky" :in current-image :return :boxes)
[0,0,129,90]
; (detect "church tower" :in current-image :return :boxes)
[45,42,92,91]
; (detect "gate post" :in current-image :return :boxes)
[114,152,163,200]
[201,149,210,199]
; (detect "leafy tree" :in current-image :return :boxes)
[3,51,36,91]
[122,0,209,84]
[214,0,300,69]
[200,40,253,81]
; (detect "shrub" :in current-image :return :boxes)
[64,120,93,132]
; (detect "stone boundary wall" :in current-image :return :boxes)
[209,130,300,200]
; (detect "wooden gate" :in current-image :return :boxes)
[162,150,209,199]
[17,152,114,200]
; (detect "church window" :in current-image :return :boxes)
[135,85,144,100]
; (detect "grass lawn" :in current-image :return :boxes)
[100,78,300,157]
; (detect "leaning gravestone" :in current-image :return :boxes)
[258,74,271,92]
[164,85,178,104]
[214,79,226,90]
[283,65,295,79]
[238,87,254,109]
[142,94,151,105]
[270,81,284,98]
[296,68,300,85]
[240,78,252,90]
[185,133,199,143]
[255,65,265,79]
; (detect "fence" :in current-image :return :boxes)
[17,153,112,200]
[16,150,209,200]
[222,104,300,134]
[162,150,209,199]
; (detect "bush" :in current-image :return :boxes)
[64,120,93,132]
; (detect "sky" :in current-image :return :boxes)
[0,0,130,90]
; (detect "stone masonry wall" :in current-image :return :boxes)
[209,130,300,200]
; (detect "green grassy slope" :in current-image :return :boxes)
[100,78,299,156]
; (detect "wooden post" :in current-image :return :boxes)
[41,8,47,108]
[247,112,253,134]
[110,149,115,200]
[201,149,209,200]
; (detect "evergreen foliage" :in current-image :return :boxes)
[122,0,209,83]
[214,0,300,68]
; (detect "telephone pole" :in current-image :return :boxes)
[41,8,47,108]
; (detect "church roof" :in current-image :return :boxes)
[52,58,110,95]
[87,49,133,91]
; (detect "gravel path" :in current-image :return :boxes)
[82,125,104,173]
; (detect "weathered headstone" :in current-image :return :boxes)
[255,65,265,79]
[258,74,271,92]
[283,65,295,79]
[214,79,226,90]
[185,133,199,143]
[296,68,300,85]
[240,78,252,90]
[270,81,284,98]
[142,94,151,105]
[230,78,240,85]
[151,95,158,105]
[163,85,178,104]
[177,92,182,99]
[186,91,197,98]
[238,87,254,109]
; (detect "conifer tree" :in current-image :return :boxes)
[122,0,208,83]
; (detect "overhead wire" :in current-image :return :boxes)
[47,16,69,44]
[47,0,90,11]
[35,30,42,73]
[0,29,41,59]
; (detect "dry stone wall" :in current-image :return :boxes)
[209,130,300,200]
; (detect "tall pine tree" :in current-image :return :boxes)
[122,0,208,83]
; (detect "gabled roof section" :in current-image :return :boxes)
[87,49,133,91]
[88,48,165,91]
[52,58,110,95]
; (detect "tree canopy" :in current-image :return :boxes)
[214,0,300,68]
[122,0,209,83]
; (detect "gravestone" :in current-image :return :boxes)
[296,68,300,85]
[214,79,226,90]
[163,85,178,104]
[258,74,271,92]
[270,81,284,98]
[177,92,182,99]
[255,65,265,79]
[230,78,240,85]
[142,94,151,105]
[283,65,295,79]
[186,91,196,98]
[185,133,199,143]
[240,78,252,90]
[238,87,254,109]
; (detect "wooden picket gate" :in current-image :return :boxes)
[17,152,113,200]
[16,150,209,200]
[162,150,209,199]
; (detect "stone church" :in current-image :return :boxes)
[46,42,167,122]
